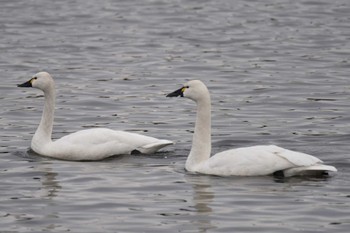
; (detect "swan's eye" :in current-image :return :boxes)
[185,86,189,88]
[33,77,37,80]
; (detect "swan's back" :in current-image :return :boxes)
[57,128,153,145]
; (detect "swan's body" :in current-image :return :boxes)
[18,72,173,161]
[32,128,172,161]
[167,80,337,177]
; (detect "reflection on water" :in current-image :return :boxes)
[185,175,216,233]
[36,161,62,231]
[38,163,61,199]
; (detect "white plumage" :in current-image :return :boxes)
[18,72,173,161]
[167,80,337,177]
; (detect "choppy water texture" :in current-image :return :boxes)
[1,0,350,232]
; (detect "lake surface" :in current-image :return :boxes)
[1,0,350,232]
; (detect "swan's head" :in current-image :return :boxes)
[166,80,210,102]
[17,72,55,91]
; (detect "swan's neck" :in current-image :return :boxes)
[32,87,55,149]
[186,95,211,171]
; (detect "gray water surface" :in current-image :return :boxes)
[1,0,350,232]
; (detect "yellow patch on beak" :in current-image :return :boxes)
[30,77,37,84]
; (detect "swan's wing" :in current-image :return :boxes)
[57,128,169,147]
[252,146,336,176]
[267,145,322,166]
[202,145,324,176]
[56,128,135,145]
[137,140,174,154]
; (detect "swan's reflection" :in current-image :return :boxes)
[184,174,216,233]
[27,150,62,231]
[27,149,62,199]
[37,161,63,232]
[39,162,61,198]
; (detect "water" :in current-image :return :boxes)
[1,0,350,232]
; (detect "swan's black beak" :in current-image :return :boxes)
[166,87,185,97]
[17,79,33,88]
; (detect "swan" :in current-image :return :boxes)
[166,80,337,177]
[17,72,173,161]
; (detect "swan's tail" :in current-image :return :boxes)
[283,164,337,177]
[137,140,174,154]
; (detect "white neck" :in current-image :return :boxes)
[186,94,212,171]
[31,87,55,151]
